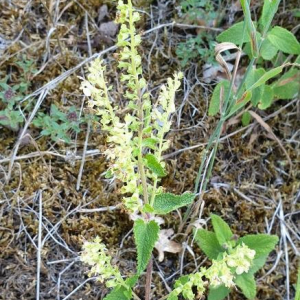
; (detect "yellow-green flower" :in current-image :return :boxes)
[226,243,256,275]
[81,237,123,287]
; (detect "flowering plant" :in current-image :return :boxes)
[169,214,278,300]
[80,1,278,300]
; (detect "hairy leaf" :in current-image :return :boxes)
[104,285,131,300]
[134,219,159,275]
[144,154,167,177]
[194,229,224,259]
[208,285,230,300]
[153,192,195,215]
[238,234,278,257]
[248,254,268,274]
[211,214,233,245]
[235,273,256,300]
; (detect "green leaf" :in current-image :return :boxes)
[209,80,230,116]
[167,293,178,300]
[245,68,266,106]
[227,90,252,119]
[104,285,131,300]
[268,26,300,55]
[153,192,195,215]
[143,204,155,213]
[260,38,278,60]
[259,0,281,32]
[194,229,224,259]
[142,138,158,150]
[248,65,284,91]
[295,264,300,300]
[272,69,300,99]
[50,104,66,121]
[133,219,159,275]
[235,272,256,300]
[240,0,259,57]
[238,234,278,257]
[243,32,262,59]
[174,275,190,287]
[125,275,138,288]
[258,85,274,110]
[210,214,233,245]
[241,111,251,126]
[293,9,300,18]
[144,154,167,177]
[217,22,250,44]
[248,254,268,274]
[208,285,230,300]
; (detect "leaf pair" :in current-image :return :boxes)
[135,192,196,271]
[194,214,278,300]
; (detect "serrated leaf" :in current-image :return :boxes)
[209,80,230,116]
[235,272,256,300]
[260,38,278,60]
[272,69,300,99]
[238,234,278,257]
[104,285,131,300]
[210,214,233,245]
[144,154,167,177]
[259,0,281,32]
[258,85,274,110]
[248,254,268,274]
[268,26,300,55]
[208,285,230,300]
[153,192,195,215]
[134,219,159,275]
[217,22,250,44]
[241,111,251,126]
[194,229,224,259]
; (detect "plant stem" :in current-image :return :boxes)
[128,0,149,204]
[150,129,165,206]
[145,257,153,300]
